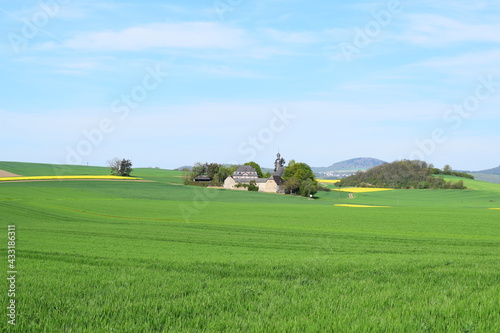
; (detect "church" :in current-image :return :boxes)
[223,153,286,193]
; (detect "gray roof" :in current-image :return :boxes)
[232,177,266,183]
[194,175,211,181]
[235,165,257,173]
[272,175,285,185]
[232,176,284,184]
[233,165,258,179]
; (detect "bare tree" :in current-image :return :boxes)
[108,158,121,175]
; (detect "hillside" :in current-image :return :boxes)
[336,160,467,189]
[470,173,500,184]
[477,165,500,175]
[313,157,386,173]
[0,161,184,184]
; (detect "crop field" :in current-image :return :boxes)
[0,175,142,181]
[1,162,499,332]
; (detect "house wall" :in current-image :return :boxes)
[259,180,278,193]
[225,177,282,193]
[223,177,236,189]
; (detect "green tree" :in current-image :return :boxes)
[283,161,317,196]
[191,162,206,179]
[244,161,264,178]
[443,164,452,175]
[299,179,317,197]
[247,179,259,191]
[205,163,220,180]
[283,162,316,183]
[284,178,300,194]
[119,159,133,176]
[216,165,233,185]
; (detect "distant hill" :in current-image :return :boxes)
[477,166,500,175]
[471,173,500,184]
[312,157,387,173]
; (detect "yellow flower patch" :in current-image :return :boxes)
[0,175,142,181]
[331,187,393,193]
[317,179,341,184]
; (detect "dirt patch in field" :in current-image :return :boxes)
[0,170,22,177]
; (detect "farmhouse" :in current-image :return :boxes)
[223,153,286,193]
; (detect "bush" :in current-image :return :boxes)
[248,180,259,192]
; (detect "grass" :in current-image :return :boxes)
[333,204,391,208]
[0,161,183,184]
[0,175,142,181]
[0,162,499,332]
[0,161,111,176]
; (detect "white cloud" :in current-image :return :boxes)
[41,22,248,51]
[262,29,318,44]
[190,65,268,78]
[416,50,500,69]
[396,14,500,46]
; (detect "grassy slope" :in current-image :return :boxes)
[0,161,111,176]
[0,163,499,331]
[0,161,183,184]
[322,176,500,208]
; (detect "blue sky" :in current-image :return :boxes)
[1,0,500,171]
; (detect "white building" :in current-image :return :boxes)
[223,154,286,193]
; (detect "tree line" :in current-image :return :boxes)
[432,164,474,179]
[336,160,469,189]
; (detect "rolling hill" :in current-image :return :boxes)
[312,157,387,173]
[477,165,500,175]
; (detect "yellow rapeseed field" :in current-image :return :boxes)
[331,187,393,193]
[316,179,341,184]
[0,175,142,181]
[334,204,391,208]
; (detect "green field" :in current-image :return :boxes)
[1,162,499,332]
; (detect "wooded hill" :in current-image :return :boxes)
[336,160,468,189]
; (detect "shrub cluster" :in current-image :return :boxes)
[431,166,474,179]
[336,160,467,189]
[235,180,259,191]
[283,161,318,197]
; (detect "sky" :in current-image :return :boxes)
[1,0,500,171]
